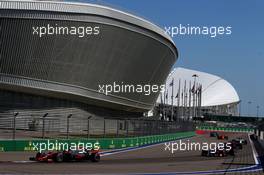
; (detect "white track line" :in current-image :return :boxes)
[248,133,259,165]
[101,136,194,157]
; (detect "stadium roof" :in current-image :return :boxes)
[157,67,240,107]
[0,0,175,47]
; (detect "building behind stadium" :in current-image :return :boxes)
[153,67,240,120]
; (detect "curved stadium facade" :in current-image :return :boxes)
[0,1,178,118]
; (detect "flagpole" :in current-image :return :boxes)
[177,79,181,121]
[189,81,191,120]
[197,84,200,117]
[166,89,168,120]
[171,78,174,121]
[192,74,198,119]
[199,84,202,117]
[163,87,165,120]
[195,82,197,118]
[181,88,184,118]
[184,80,187,119]
[195,82,199,118]
[192,81,195,118]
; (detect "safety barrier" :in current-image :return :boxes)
[0,131,195,152]
[196,126,254,133]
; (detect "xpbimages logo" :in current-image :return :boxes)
[165,24,232,38]
[32,24,100,37]
[30,140,100,152]
[98,82,165,96]
[164,140,232,154]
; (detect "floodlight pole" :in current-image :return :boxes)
[116,119,119,137]
[103,118,106,138]
[66,114,72,139]
[42,113,48,139]
[257,106,260,117]
[13,112,19,140]
[239,100,242,116]
[126,119,129,137]
[87,116,92,139]
[248,101,252,116]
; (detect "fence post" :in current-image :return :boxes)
[66,114,72,139]
[13,112,19,140]
[42,113,48,139]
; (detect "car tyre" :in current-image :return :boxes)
[91,153,100,162]
[56,153,63,162]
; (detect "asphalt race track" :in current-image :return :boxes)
[0,132,262,175]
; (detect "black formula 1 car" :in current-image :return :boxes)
[231,139,243,149]
[201,149,228,157]
[250,134,258,141]
[210,132,218,137]
[29,149,100,163]
[234,138,247,145]
[201,147,234,157]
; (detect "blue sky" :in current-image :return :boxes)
[77,0,263,116]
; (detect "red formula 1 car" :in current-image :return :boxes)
[29,149,100,163]
[217,135,228,140]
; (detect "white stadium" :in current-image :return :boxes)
[154,67,240,120]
